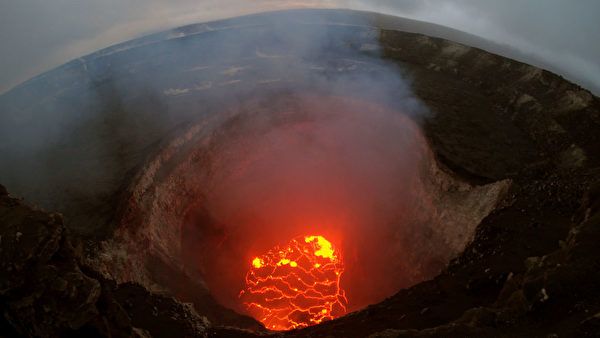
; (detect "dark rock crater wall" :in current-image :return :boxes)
[99,93,508,316]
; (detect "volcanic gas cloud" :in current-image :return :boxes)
[240,235,347,330]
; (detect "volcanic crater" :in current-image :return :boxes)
[103,93,508,330]
[1,9,599,338]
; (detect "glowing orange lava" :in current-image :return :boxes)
[239,235,347,330]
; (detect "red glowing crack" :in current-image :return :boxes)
[239,235,347,330]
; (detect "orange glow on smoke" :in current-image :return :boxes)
[239,235,347,330]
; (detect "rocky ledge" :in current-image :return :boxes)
[0,185,208,337]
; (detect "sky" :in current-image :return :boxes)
[1,0,599,94]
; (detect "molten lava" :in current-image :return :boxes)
[240,235,347,330]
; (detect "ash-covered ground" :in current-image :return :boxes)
[1,9,599,338]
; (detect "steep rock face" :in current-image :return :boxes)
[377,29,600,181]
[0,185,104,337]
[0,185,208,337]
[367,180,600,337]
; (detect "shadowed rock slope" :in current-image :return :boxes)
[0,185,208,337]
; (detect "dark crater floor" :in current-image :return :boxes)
[1,9,600,338]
